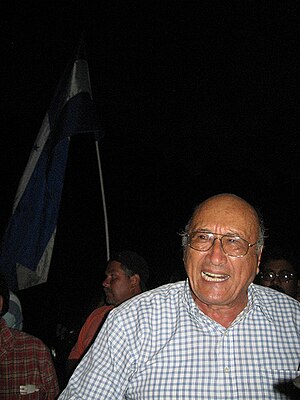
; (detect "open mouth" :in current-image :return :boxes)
[202,271,230,282]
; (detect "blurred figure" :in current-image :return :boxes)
[0,272,59,399]
[3,289,23,330]
[258,246,299,300]
[65,250,149,381]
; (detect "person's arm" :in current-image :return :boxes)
[40,344,60,399]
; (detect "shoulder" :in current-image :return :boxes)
[251,283,300,318]
[9,291,22,308]
[121,280,184,305]
[252,283,299,304]
[3,291,23,330]
[10,329,50,352]
[95,282,187,352]
[108,281,186,324]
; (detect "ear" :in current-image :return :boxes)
[130,274,140,289]
[256,248,263,274]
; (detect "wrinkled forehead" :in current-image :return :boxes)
[190,195,259,238]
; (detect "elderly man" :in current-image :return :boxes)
[59,194,300,399]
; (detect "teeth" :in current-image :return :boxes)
[202,272,229,282]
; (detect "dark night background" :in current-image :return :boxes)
[1,1,299,349]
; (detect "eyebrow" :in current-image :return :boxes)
[193,228,243,237]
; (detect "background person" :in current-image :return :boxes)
[65,250,149,381]
[58,194,300,399]
[3,289,23,330]
[0,272,59,399]
[257,245,300,300]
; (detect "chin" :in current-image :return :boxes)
[106,297,114,305]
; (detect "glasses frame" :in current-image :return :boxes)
[259,270,296,283]
[187,231,257,258]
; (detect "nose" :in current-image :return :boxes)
[102,276,110,288]
[272,274,282,285]
[207,238,227,265]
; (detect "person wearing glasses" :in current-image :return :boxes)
[257,246,299,300]
[58,193,300,399]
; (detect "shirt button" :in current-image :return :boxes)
[224,367,230,373]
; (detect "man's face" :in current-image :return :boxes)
[184,195,262,312]
[102,261,136,306]
[260,259,298,298]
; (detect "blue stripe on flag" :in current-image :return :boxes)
[0,45,102,291]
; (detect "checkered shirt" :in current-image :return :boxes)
[59,281,300,399]
[0,318,59,399]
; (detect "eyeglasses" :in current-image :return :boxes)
[187,231,257,258]
[259,270,296,283]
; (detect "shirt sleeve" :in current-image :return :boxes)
[58,311,133,399]
[39,344,60,399]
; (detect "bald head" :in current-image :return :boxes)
[185,194,264,253]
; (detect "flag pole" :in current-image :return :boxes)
[77,35,109,261]
[95,140,110,261]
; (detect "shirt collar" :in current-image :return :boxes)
[248,283,274,322]
[183,279,273,322]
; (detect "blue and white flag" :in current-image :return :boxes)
[0,41,102,291]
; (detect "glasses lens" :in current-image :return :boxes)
[261,270,295,283]
[221,236,249,257]
[279,271,295,282]
[188,232,251,257]
[189,232,213,251]
[261,271,276,281]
